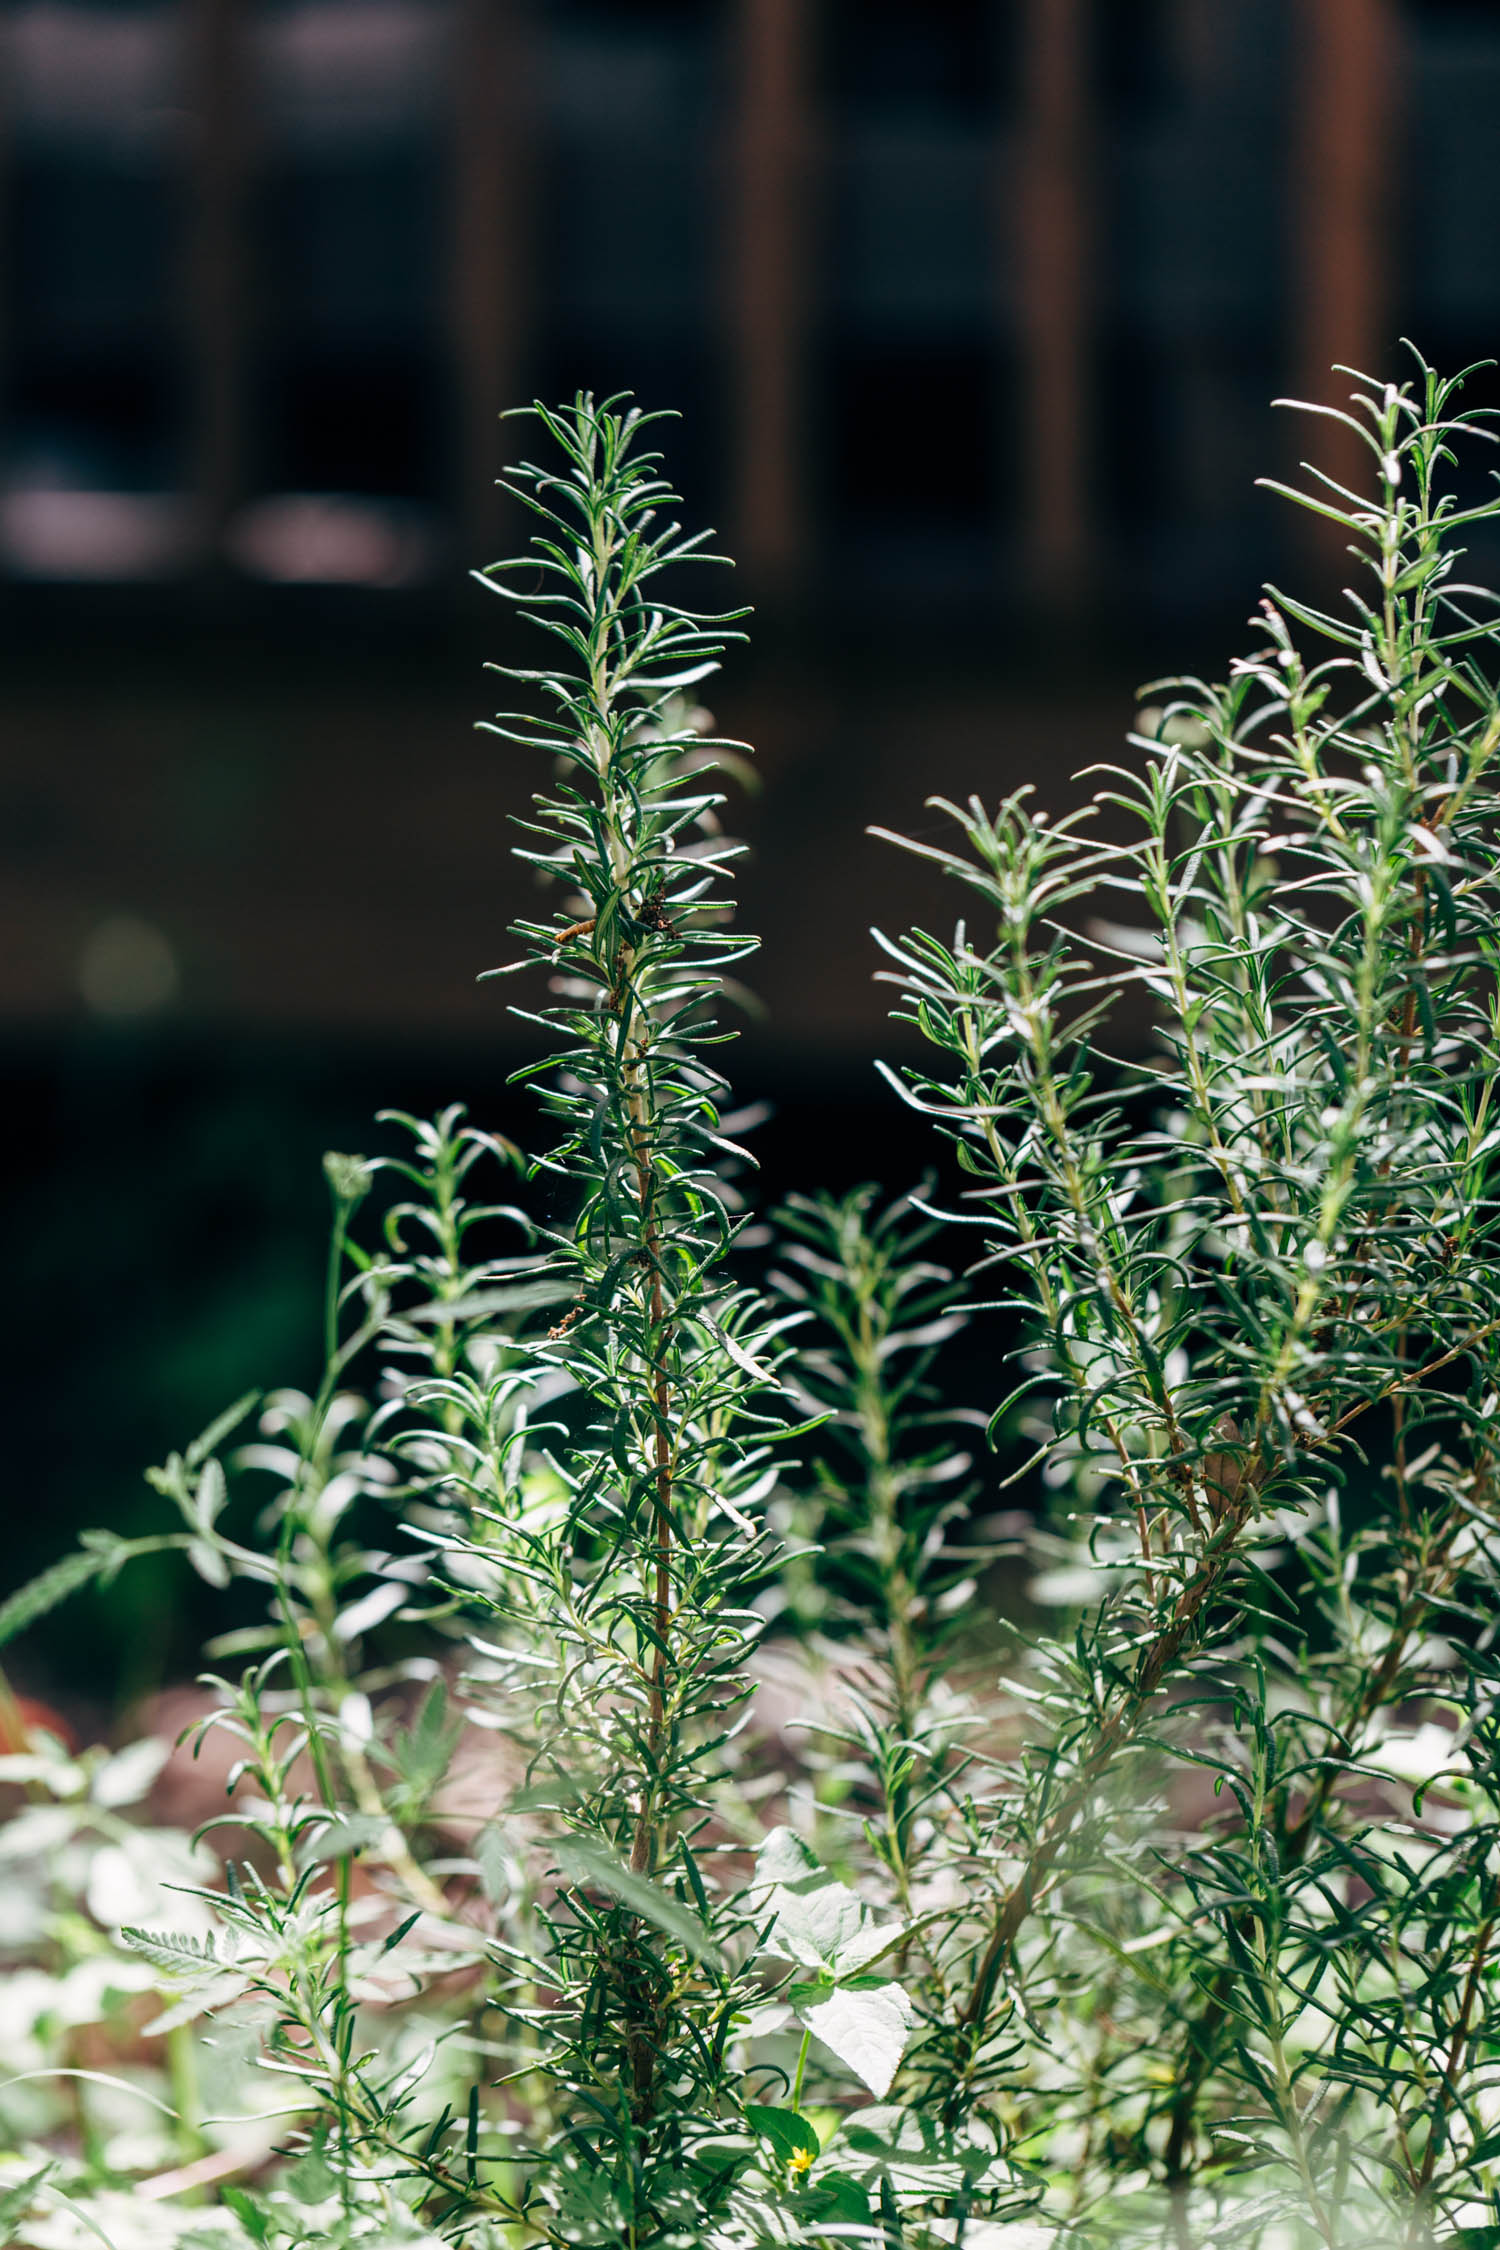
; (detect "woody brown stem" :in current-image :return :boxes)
[1413,1904,1498,2207]
[616,977,675,2118]
[954,1493,1255,2074]
[631,1240,673,1881]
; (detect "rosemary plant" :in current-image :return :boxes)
[453,394,804,2244]
[10,359,1500,2250]
[871,349,1500,2244]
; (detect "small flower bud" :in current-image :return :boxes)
[323,1151,373,1206]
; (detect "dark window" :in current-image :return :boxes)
[1091,0,1178,115]
[828,130,993,333]
[15,157,177,340]
[822,0,1006,124]
[9,350,182,488]
[258,155,441,340]
[538,141,711,330]
[259,348,442,497]
[824,336,1003,535]
[10,145,182,489]
[530,8,722,517]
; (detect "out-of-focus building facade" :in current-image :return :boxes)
[6,0,1495,605]
[1,0,1498,1046]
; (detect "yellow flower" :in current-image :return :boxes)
[788,2146,815,2177]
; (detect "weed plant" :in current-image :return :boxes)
[5,359,1500,2248]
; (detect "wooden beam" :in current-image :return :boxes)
[1014,0,1092,603]
[727,0,810,585]
[184,0,249,559]
[1294,0,1401,555]
[452,0,530,562]
[0,43,10,500]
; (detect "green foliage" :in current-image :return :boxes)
[869,346,1500,2242]
[9,358,1500,2250]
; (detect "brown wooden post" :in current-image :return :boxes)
[727,0,810,585]
[1294,0,1401,555]
[184,0,249,559]
[1014,0,1092,603]
[0,47,10,497]
[452,0,530,562]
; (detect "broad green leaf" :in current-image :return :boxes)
[744,2104,820,2168]
[790,1978,916,2099]
[802,2168,872,2226]
[753,1825,904,1976]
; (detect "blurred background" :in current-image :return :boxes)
[4,0,1499,1700]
